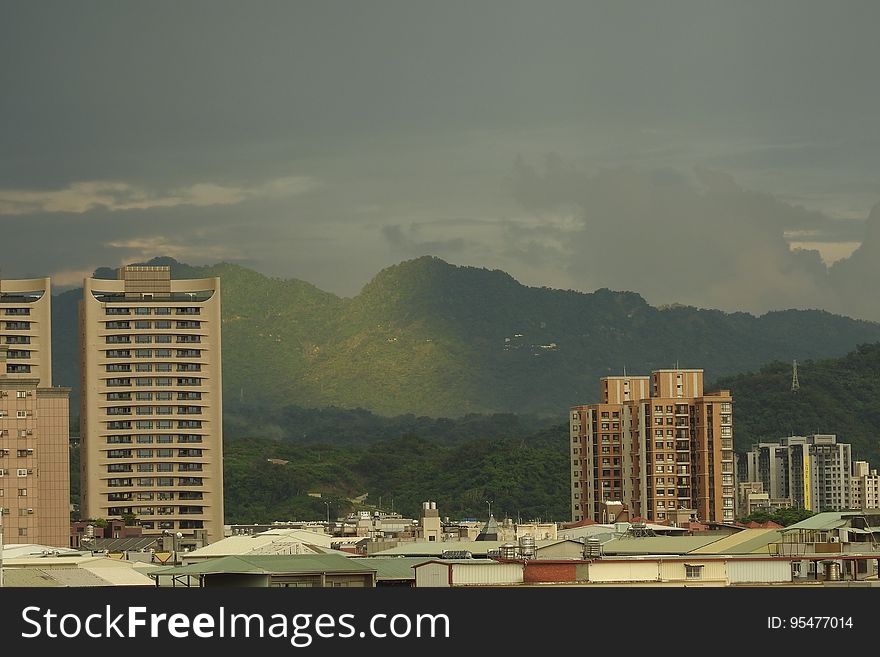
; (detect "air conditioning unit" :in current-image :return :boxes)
[26,391,33,396]
[26,430,33,435]
[27,508,34,514]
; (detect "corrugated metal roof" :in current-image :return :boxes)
[1,543,85,559]
[94,537,159,552]
[41,568,113,587]
[83,566,155,586]
[601,535,720,555]
[781,513,855,531]
[1,568,61,587]
[349,557,430,580]
[371,541,508,556]
[184,529,335,559]
[690,529,783,555]
[152,553,377,577]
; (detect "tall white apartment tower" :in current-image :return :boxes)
[80,266,224,543]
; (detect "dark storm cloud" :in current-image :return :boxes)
[2,2,880,316]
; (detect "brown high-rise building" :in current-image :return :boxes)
[80,266,224,543]
[1,278,71,548]
[570,369,734,524]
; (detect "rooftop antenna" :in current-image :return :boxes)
[791,360,800,393]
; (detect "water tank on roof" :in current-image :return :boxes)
[583,537,602,558]
[519,535,536,560]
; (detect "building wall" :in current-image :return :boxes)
[0,278,52,385]
[415,563,450,588]
[80,266,224,543]
[588,560,659,583]
[0,280,69,549]
[523,562,577,583]
[450,562,523,586]
[658,559,726,583]
[571,370,732,523]
[35,388,71,547]
[0,379,70,547]
[727,560,792,584]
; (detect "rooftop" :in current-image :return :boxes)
[151,553,375,577]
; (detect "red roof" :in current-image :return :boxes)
[561,518,597,528]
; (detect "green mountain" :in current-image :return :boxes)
[52,255,880,419]
[714,343,880,465]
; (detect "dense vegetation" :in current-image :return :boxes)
[53,256,880,418]
[68,414,569,523]
[223,419,570,523]
[738,508,815,527]
[716,343,880,464]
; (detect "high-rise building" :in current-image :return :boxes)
[740,435,853,513]
[0,278,70,547]
[570,369,734,524]
[852,461,880,510]
[80,266,224,543]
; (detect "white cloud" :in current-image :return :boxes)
[103,237,243,263]
[0,176,319,216]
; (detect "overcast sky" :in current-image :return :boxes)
[3,1,880,320]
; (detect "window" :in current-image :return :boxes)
[16,410,27,418]
[17,468,29,477]
[18,528,28,537]
[685,565,703,580]
[18,488,27,496]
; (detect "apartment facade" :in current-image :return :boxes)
[849,461,879,510]
[571,369,734,524]
[0,278,70,547]
[740,435,853,513]
[80,266,224,543]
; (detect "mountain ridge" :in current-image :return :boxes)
[51,255,880,419]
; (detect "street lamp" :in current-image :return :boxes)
[323,500,331,525]
[486,500,493,519]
